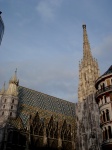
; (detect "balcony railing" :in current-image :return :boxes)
[95,85,112,98]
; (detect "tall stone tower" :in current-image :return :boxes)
[78,24,100,102]
[76,25,102,150]
[0,70,19,126]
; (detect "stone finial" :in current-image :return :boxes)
[82,24,86,29]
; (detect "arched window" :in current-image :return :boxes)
[4,99,7,103]
[3,105,5,108]
[11,106,13,109]
[108,126,112,139]
[12,99,14,103]
[10,112,12,116]
[2,112,4,115]
[103,111,106,122]
[103,83,105,89]
[106,109,110,121]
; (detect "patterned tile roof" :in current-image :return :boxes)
[18,86,75,125]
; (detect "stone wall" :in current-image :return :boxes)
[76,94,102,150]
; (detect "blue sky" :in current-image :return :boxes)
[0,0,112,102]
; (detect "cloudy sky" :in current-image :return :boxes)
[0,0,112,102]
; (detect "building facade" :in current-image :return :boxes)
[0,11,4,45]
[95,65,112,150]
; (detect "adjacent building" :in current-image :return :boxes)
[95,65,112,150]
[0,11,4,45]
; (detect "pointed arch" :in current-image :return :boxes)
[33,112,40,127]
[46,115,58,139]
[47,115,54,138]
[61,120,68,140]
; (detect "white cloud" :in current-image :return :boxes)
[36,0,62,21]
[37,2,54,20]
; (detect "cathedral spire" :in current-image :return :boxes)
[9,68,19,86]
[6,69,19,96]
[82,24,92,60]
[78,25,100,102]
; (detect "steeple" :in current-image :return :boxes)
[82,24,92,60]
[0,70,19,125]
[78,25,100,102]
[6,69,19,96]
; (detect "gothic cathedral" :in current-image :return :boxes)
[0,25,102,150]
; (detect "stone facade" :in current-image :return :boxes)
[76,94,102,150]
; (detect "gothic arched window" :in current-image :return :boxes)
[11,105,13,109]
[106,109,110,121]
[103,83,105,89]
[12,99,14,103]
[10,112,12,116]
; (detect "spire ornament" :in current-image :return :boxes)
[6,70,19,96]
[0,82,5,95]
